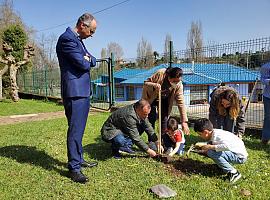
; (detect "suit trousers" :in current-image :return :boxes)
[262,96,270,140]
[63,96,90,172]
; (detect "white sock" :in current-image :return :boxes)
[230,169,237,174]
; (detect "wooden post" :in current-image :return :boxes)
[158,89,162,154]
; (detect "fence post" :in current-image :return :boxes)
[110,53,115,106]
[169,40,173,67]
[23,72,26,92]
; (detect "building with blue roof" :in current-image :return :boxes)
[92,63,261,105]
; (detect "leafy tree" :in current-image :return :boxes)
[0,0,25,99]
[3,25,27,61]
[0,24,34,101]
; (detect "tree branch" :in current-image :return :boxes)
[0,65,8,76]
[0,57,8,64]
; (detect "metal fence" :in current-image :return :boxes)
[17,67,61,98]
[17,37,270,129]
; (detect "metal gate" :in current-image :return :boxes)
[90,54,115,110]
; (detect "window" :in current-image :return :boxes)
[190,85,208,104]
[115,86,124,98]
[127,86,135,100]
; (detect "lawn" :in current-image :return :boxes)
[0,99,63,116]
[0,101,269,199]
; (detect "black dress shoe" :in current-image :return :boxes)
[69,171,88,184]
[81,161,98,168]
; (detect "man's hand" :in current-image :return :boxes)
[147,148,157,157]
[195,142,208,148]
[181,122,190,135]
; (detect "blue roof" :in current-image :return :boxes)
[120,63,259,85]
[114,68,147,79]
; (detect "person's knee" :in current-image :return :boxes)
[207,149,220,159]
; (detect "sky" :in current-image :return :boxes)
[6,0,270,59]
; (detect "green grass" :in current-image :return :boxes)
[0,111,269,199]
[0,99,63,116]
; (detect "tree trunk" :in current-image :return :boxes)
[9,64,19,102]
[0,65,9,100]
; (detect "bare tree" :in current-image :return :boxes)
[0,0,22,28]
[101,47,107,59]
[137,37,154,68]
[99,48,107,72]
[107,42,124,70]
[164,34,172,63]
[145,42,154,67]
[107,42,123,61]
[32,33,58,69]
[187,21,203,61]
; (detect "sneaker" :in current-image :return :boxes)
[112,151,121,159]
[228,170,242,183]
[112,147,121,159]
[119,146,135,154]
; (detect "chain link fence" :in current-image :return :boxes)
[17,68,61,98]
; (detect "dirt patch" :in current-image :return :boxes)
[162,157,223,177]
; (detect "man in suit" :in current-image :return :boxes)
[56,13,98,184]
[101,99,163,159]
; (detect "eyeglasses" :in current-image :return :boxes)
[83,23,96,35]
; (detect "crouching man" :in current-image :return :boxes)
[101,99,163,159]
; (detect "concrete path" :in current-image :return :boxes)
[0,111,66,125]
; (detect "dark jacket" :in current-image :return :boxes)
[56,27,96,98]
[209,86,245,135]
[101,104,158,151]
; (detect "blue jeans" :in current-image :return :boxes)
[111,133,133,151]
[262,96,270,141]
[207,150,246,173]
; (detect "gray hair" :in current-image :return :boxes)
[134,99,150,110]
[76,13,95,27]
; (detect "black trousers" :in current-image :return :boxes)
[148,98,169,134]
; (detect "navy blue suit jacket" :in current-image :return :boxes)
[56,27,96,98]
